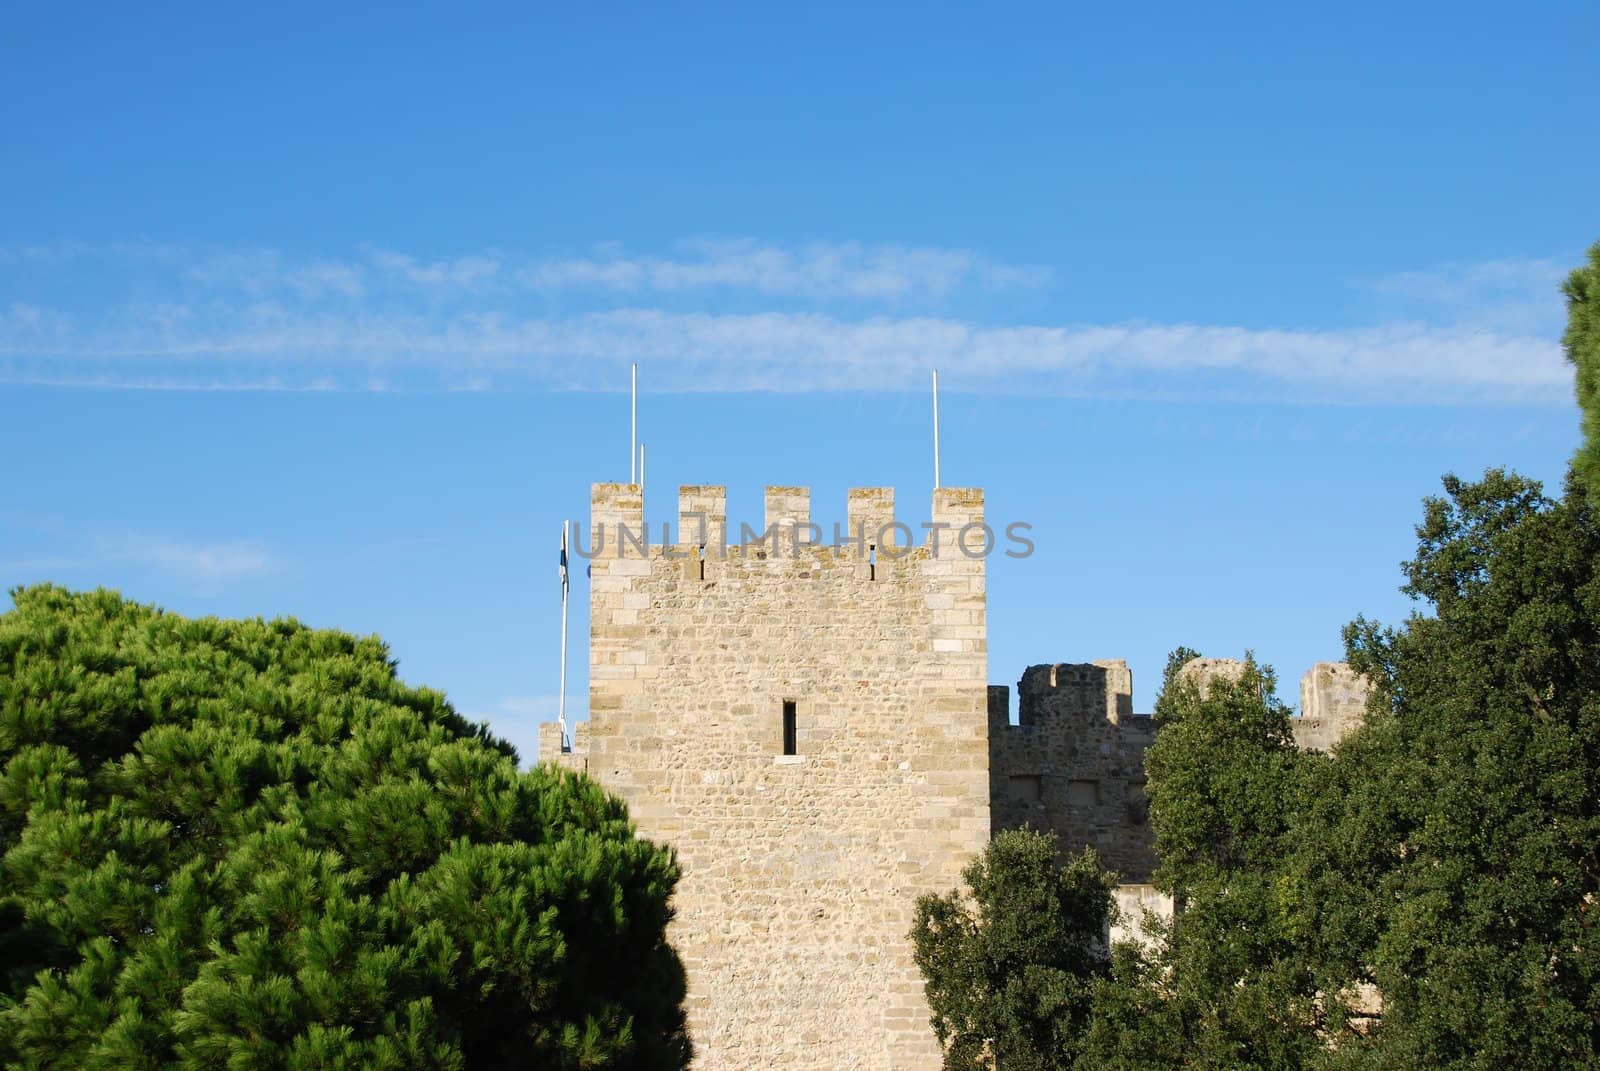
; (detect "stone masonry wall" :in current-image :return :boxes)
[558,483,990,1071]
[988,661,1157,883]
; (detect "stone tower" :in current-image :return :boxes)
[543,483,992,1070]
[541,481,1374,1067]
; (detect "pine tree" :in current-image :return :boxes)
[0,586,690,1070]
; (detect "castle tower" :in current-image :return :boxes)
[545,483,991,1070]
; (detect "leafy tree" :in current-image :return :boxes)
[0,585,690,1071]
[1303,468,1600,1069]
[1566,242,1600,498]
[1080,653,1325,1071]
[911,829,1111,1071]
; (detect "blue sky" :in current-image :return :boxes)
[3,2,1595,762]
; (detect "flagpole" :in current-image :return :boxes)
[630,363,638,484]
[932,368,942,490]
[558,519,569,752]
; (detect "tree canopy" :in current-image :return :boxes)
[911,830,1111,1071]
[0,585,689,1071]
[1317,465,1600,1067]
[1566,242,1600,498]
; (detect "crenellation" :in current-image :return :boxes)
[538,720,587,772]
[1017,660,1135,726]
[994,661,1159,882]
[848,486,897,549]
[678,484,727,548]
[590,481,643,552]
[764,485,812,545]
[992,656,1372,895]
[929,486,984,541]
[1178,656,1249,696]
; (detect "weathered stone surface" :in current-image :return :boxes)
[1295,661,1371,752]
[988,656,1374,950]
[989,662,1157,882]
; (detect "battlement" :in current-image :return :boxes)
[1176,657,1373,751]
[984,657,1374,736]
[588,482,986,558]
[1017,660,1139,726]
[536,720,588,768]
[1297,661,1372,751]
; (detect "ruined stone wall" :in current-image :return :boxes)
[988,661,1158,884]
[1175,657,1372,752]
[988,658,1371,944]
[559,483,990,1071]
[1295,662,1372,752]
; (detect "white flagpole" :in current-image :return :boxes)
[558,519,569,751]
[932,368,942,490]
[630,363,638,485]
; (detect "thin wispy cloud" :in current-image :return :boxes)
[2,239,1042,303]
[0,304,1567,403]
[369,249,503,289]
[1,533,272,586]
[0,242,1574,404]
[104,536,272,580]
[518,238,1045,298]
[1358,256,1570,336]
[186,250,369,300]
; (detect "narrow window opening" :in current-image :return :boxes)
[782,700,798,755]
[868,543,877,581]
[698,543,706,581]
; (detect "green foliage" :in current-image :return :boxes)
[1079,654,1325,1071]
[0,585,689,1070]
[1566,242,1600,499]
[911,829,1111,1071]
[1090,462,1600,1070]
[1147,655,1301,890]
[1310,469,1600,1069]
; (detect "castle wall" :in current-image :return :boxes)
[988,661,1158,883]
[563,483,990,1071]
[988,657,1371,946]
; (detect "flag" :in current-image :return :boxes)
[559,521,569,595]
